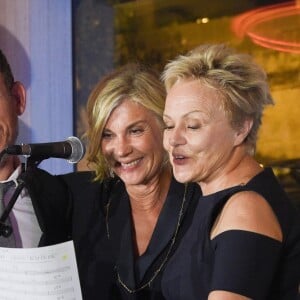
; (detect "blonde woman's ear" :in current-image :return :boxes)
[234,118,253,146]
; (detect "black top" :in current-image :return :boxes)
[161,168,300,299]
[61,172,201,300]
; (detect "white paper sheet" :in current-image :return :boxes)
[0,241,82,300]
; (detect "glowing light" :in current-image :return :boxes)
[196,17,209,24]
[231,1,300,54]
[181,38,187,45]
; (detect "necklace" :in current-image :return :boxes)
[105,183,188,294]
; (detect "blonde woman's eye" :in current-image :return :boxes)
[163,124,174,130]
[102,132,112,139]
[131,128,143,134]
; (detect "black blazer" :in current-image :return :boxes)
[60,172,201,300]
[60,171,107,253]
[21,167,103,248]
[20,167,71,246]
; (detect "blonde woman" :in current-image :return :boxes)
[62,63,200,299]
[162,44,300,299]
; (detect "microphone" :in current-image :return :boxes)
[5,136,85,163]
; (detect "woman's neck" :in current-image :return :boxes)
[127,166,172,213]
[199,152,263,196]
[126,166,172,256]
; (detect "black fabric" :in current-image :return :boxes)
[13,167,201,298]
[61,172,201,300]
[25,167,300,299]
[161,168,300,300]
[62,172,119,300]
[19,166,71,246]
[211,230,281,299]
[61,171,105,252]
[113,179,189,288]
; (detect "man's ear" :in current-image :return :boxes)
[234,118,253,146]
[11,81,26,116]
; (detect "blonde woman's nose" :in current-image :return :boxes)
[115,136,132,157]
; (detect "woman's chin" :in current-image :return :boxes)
[173,172,191,184]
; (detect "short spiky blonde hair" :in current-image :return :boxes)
[86,63,166,181]
[162,44,274,154]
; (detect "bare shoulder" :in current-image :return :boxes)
[211,190,283,241]
[208,290,251,300]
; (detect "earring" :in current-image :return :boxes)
[109,168,115,178]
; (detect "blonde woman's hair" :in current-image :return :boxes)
[86,63,166,181]
[162,44,274,154]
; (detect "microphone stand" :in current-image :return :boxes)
[0,155,43,238]
[0,178,26,237]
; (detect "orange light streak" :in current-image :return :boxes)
[231,1,300,54]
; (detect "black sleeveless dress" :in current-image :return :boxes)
[161,168,300,300]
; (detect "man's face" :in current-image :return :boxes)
[0,74,25,152]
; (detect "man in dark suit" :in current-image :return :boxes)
[0,48,69,247]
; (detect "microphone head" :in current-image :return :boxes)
[66,136,86,163]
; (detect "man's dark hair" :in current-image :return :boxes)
[0,49,14,90]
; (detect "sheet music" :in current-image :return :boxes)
[0,241,82,300]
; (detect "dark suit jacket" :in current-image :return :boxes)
[60,171,117,299]
[21,167,102,248]
[19,166,71,246]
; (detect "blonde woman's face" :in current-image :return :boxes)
[101,99,165,186]
[163,79,241,185]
